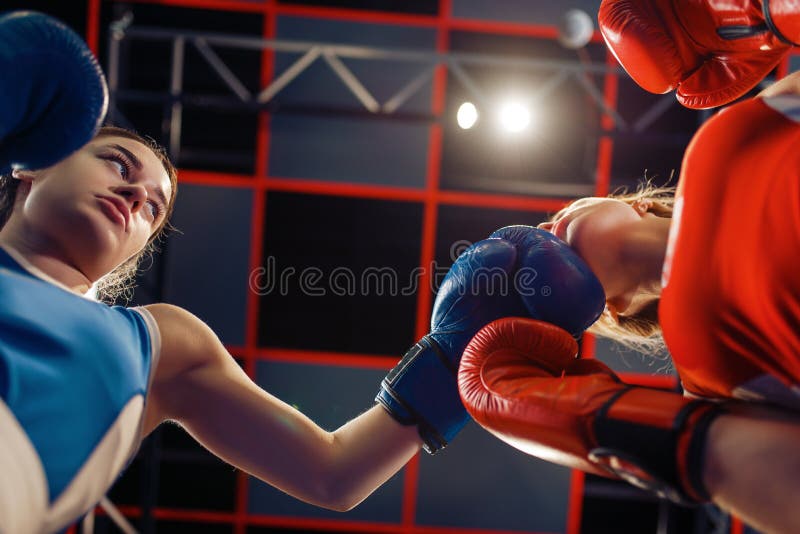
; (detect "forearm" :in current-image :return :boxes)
[175,369,421,512]
[703,407,800,534]
[327,406,422,510]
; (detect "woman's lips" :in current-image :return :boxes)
[96,196,128,230]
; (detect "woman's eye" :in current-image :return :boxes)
[147,201,161,219]
[103,153,131,179]
[111,160,127,177]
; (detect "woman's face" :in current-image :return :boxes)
[539,197,647,306]
[13,135,172,281]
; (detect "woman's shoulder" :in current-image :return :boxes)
[140,303,238,429]
[142,303,219,351]
[143,302,197,326]
[142,303,226,380]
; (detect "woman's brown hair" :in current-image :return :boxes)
[0,126,178,303]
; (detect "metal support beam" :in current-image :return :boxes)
[321,49,380,112]
[113,21,710,155]
[168,36,185,161]
[257,47,322,103]
[106,21,699,186]
[115,25,623,120]
[632,93,677,133]
[382,65,436,113]
[194,38,252,101]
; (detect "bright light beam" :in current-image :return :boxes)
[457,102,479,129]
[499,102,531,133]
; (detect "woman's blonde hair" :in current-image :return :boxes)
[554,180,676,354]
[0,126,178,304]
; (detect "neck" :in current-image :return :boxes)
[615,214,672,313]
[0,224,93,295]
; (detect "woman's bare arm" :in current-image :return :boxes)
[142,303,422,512]
[704,406,800,534]
[758,70,800,98]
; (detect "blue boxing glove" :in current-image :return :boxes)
[376,226,606,453]
[0,11,108,174]
[489,225,605,334]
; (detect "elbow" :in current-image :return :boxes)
[300,444,367,512]
[302,490,361,513]
[311,477,367,512]
[253,472,362,513]
[321,499,359,513]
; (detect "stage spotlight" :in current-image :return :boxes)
[457,102,479,129]
[558,9,594,49]
[499,102,530,133]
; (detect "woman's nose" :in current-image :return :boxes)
[537,221,554,230]
[117,185,148,212]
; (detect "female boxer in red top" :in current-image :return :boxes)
[459,73,800,534]
[541,73,800,407]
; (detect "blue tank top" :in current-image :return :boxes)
[0,246,160,533]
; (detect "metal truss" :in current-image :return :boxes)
[106,17,698,163]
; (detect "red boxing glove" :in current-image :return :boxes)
[598,0,800,109]
[458,317,724,504]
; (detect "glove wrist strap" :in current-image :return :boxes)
[376,336,463,454]
[590,387,723,505]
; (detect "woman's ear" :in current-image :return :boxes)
[11,168,37,183]
[9,169,35,206]
[632,199,653,215]
[604,302,620,323]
